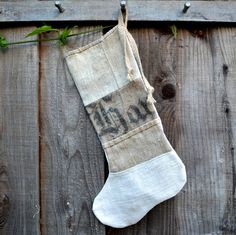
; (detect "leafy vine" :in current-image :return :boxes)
[0,25,114,48]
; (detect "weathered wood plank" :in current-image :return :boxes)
[0,28,40,235]
[205,27,236,234]
[108,26,236,234]
[0,1,235,23]
[173,27,236,234]
[39,27,106,234]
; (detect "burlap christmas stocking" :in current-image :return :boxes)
[64,10,187,228]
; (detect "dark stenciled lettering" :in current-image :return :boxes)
[102,94,112,102]
[127,105,146,123]
[93,111,105,127]
[127,99,155,124]
[99,103,112,125]
[93,104,128,137]
[91,98,155,138]
[99,126,119,136]
[108,107,128,133]
[139,99,154,115]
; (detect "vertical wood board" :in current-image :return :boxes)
[0,28,40,235]
[107,26,236,235]
[39,27,106,235]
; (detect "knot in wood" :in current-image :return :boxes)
[0,193,10,228]
[223,64,229,76]
[161,83,176,99]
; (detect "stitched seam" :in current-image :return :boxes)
[64,25,126,58]
[109,150,175,175]
[85,79,145,107]
[100,42,120,90]
[103,118,161,149]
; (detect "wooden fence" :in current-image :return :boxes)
[0,0,235,234]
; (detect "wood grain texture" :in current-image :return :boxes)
[0,1,236,23]
[0,2,235,234]
[213,28,236,234]
[0,28,39,235]
[173,27,236,234]
[39,27,106,235]
[108,26,236,234]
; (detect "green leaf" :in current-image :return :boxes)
[170,25,177,39]
[58,26,77,45]
[0,33,8,48]
[25,25,58,38]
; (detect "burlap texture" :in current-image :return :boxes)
[86,79,158,143]
[65,12,174,172]
[65,24,142,106]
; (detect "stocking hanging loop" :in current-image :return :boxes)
[118,1,128,27]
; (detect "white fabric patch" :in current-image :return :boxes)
[92,150,187,228]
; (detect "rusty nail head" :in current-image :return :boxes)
[55,1,65,13]
[120,1,126,12]
[183,2,191,13]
